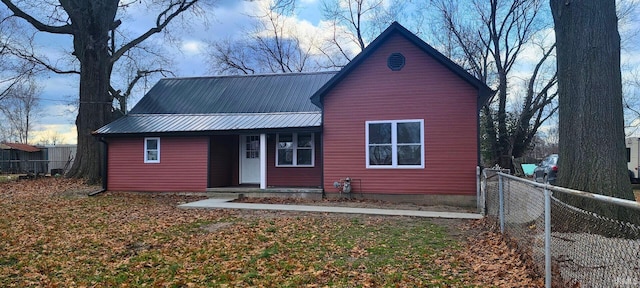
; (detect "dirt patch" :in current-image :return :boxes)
[201,222,233,232]
[59,184,103,198]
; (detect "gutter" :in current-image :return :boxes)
[89,136,108,196]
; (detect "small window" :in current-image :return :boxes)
[277,133,314,167]
[627,148,631,163]
[144,137,160,163]
[245,136,260,159]
[366,120,424,168]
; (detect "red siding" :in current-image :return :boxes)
[323,33,478,195]
[107,137,208,192]
[209,135,237,187]
[267,133,322,187]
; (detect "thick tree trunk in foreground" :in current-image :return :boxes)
[550,0,635,222]
[64,0,118,183]
[66,50,113,183]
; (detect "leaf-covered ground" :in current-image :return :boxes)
[0,178,542,287]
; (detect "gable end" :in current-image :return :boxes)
[310,22,493,110]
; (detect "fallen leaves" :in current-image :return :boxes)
[1,178,543,287]
[456,220,545,287]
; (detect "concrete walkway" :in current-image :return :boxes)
[178,198,483,219]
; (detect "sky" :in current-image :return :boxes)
[8,0,331,144]
[3,0,640,144]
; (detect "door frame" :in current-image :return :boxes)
[239,134,261,184]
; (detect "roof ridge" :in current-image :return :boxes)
[128,111,322,117]
[161,71,339,81]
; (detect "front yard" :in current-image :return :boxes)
[0,178,541,287]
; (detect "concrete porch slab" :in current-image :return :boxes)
[178,198,483,219]
[206,187,323,193]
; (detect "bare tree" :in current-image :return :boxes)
[207,0,315,74]
[1,0,210,183]
[0,11,38,104]
[613,0,640,136]
[0,80,41,144]
[623,68,640,135]
[37,131,65,146]
[551,0,636,222]
[317,0,407,68]
[427,0,558,168]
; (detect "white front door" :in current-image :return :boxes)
[240,135,261,184]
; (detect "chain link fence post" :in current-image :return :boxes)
[544,185,551,288]
[499,173,505,233]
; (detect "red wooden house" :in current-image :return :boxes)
[94,22,492,206]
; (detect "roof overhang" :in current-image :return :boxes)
[93,112,322,136]
[0,142,41,152]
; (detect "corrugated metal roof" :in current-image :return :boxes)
[130,72,337,114]
[0,142,41,152]
[94,112,322,135]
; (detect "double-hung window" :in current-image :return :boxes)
[276,133,314,167]
[366,120,424,168]
[144,137,160,163]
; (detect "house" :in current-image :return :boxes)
[94,22,493,206]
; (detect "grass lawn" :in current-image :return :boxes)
[0,178,540,287]
[0,175,16,183]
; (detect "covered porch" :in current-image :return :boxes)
[208,129,323,191]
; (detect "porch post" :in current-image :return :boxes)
[260,133,267,189]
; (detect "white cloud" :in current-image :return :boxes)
[516,28,556,65]
[181,40,205,55]
[247,0,361,59]
[31,124,77,145]
[37,104,77,130]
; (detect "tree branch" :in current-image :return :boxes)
[1,0,72,34]
[111,0,199,63]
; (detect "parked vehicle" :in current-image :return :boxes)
[533,138,639,185]
[534,154,558,184]
[626,137,640,183]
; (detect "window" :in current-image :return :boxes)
[627,148,631,163]
[366,120,424,168]
[245,136,260,159]
[144,137,160,163]
[277,133,314,167]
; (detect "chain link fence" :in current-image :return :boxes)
[0,160,73,176]
[481,170,640,288]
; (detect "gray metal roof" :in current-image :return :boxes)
[130,72,337,114]
[94,112,322,135]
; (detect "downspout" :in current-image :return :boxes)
[320,103,326,199]
[89,137,108,196]
[319,130,325,199]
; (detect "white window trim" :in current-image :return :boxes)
[276,133,315,167]
[365,119,424,169]
[144,137,160,164]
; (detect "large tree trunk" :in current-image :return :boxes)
[66,50,112,183]
[64,0,117,184]
[550,0,635,222]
